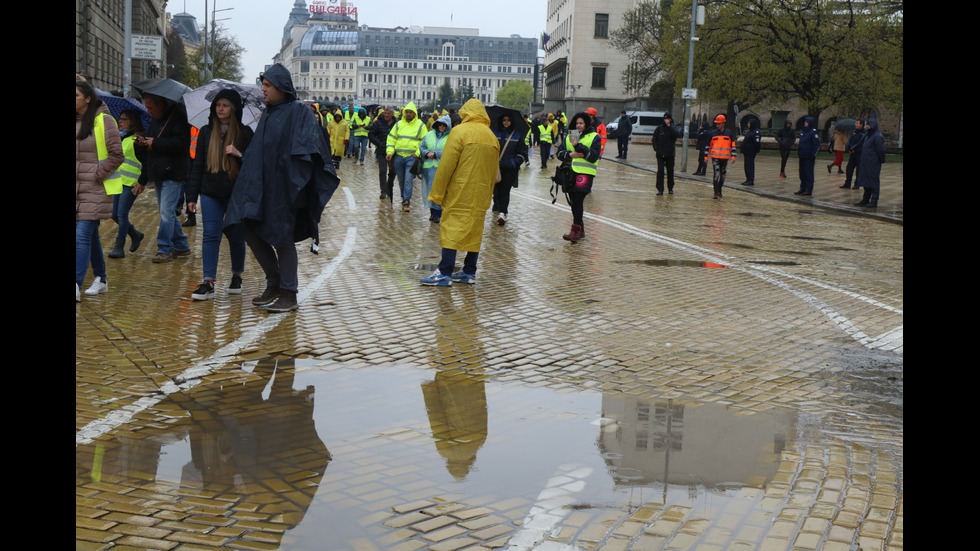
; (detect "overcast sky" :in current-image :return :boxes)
[173,0,548,82]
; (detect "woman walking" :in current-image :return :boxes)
[107,109,146,258]
[76,80,124,300]
[556,112,601,243]
[492,113,528,225]
[186,89,254,300]
[420,114,452,223]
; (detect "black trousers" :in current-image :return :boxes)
[656,154,675,192]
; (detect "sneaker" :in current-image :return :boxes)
[420,270,452,287]
[252,286,281,306]
[85,277,108,296]
[228,274,243,295]
[265,290,299,312]
[191,281,215,301]
[450,271,477,285]
[76,283,81,302]
[497,213,507,225]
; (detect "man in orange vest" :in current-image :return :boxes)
[587,107,607,156]
[704,114,736,199]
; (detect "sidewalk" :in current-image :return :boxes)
[611,140,903,224]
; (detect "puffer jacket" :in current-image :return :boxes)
[76,102,123,221]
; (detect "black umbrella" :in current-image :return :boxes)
[833,118,857,133]
[485,105,529,140]
[140,78,192,103]
[130,77,164,96]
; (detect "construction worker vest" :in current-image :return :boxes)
[566,132,599,176]
[420,131,449,169]
[352,114,371,137]
[110,134,142,187]
[538,124,553,144]
[387,118,426,157]
[707,134,735,160]
[94,113,123,195]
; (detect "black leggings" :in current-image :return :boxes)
[567,191,588,225]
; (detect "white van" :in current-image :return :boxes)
[606,111,667,137]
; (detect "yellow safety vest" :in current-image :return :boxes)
[566,132,598,176]
[386,117,427,157]
[94,113,123,195]
[352,114,371,137]
[538,124,553,144]
[110,134,142,187]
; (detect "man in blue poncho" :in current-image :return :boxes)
[224,64,339,313]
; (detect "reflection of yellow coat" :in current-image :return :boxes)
[428,99,499,252]
[330,118,349,157]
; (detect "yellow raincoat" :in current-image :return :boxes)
[330,117,349,157]
[428,99,500,252]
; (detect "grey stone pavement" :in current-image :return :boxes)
[76,140,903,551]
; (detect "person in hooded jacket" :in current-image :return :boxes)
[492,112,529,225]
[739,118,762,186]
[855,118,884,208]
[556,112,602,243]
[840,120,865,189]
[776,120,796,179]
[224,63,340,313]
[330,111,349,169]
[185,88,254,300]
[794,117,820,196]
[107,109,147,259]
[133,93,193,263]
[420,99,500,287]
[420,114,452,223]
[76,80,124,300]
[386,102,428,212]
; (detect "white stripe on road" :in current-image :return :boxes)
[77,206,357,446]
[514,190,902,353]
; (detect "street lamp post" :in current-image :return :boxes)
[568,84,581,115]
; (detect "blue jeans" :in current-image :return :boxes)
[76,220,106,288]
[200,194,246,282]
[155,180,190,254]
[392,154,415,202]
[351,135,369,163]
[439,248,479,277]
[112,187,138,248]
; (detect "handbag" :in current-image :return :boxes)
[496,131,515,183]
[410,154,423,177]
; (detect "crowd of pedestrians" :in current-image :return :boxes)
[78,67,888,308]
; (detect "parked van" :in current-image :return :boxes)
[606,111,667,137]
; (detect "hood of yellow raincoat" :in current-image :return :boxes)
[458,99,491,128]
[403,102,418,116]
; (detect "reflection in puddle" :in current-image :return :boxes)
[77,361,798,550]
[615,259,729,268]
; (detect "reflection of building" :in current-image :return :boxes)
[275,1,538,107]
[75,0,169,92]
[597,393,793,488]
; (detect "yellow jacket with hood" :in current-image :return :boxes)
[386,102,427,157]
[428,99,499,252]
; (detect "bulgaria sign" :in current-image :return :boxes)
[309,0,357,16]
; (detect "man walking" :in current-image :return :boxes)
[615,111,632,159]
[794,117,820,197]
[369,108,397,200]
[652,112,682,195]
[223,63,339,313]
[740,119,762,186]
[705,114,736,199]
[386,102,427,212]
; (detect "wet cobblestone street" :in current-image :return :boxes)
[77,144,902,551]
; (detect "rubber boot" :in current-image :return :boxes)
[562,224,584,243]
[108,236,126,259]
[128,226,144,252]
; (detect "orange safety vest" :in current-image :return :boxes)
[189,126,200,159]
[706,134,735,160]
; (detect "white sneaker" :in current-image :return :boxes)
[76,283,80,302]
[497,212,507,225]
[84,278,108,296]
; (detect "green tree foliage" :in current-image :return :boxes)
[438,82,455,107]
[178,24,246,87]
[495,80,534,111]
[614,0,903,120]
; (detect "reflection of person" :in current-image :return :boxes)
[186,89,254,301]
[134,92,193,263]
[76,80,124,300]
[107,109,146,259]
[421,373,488,479]
[420,115,452,223]
[492,112,528,225]
[420,99,499,286]
[556,112,601,243]
[224,63,340,313]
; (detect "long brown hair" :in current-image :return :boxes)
[76,80,102,140]
[205,98,243,181]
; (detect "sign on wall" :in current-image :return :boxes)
[132,34,163,60]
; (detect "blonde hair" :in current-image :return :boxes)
[206,99,243,181]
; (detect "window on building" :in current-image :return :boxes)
[595,13,609,38]
[592,67,606,89]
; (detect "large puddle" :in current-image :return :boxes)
[78,360,799,550]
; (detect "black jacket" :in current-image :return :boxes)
[137,102,191,185]
[652,123,682,157]
[776,123,796,151]
[740,120,761,156]
[368,115,396,160]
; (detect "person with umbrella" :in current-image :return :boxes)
[185,89,254,301]
[491,110,529,225]
[106,109,146,259]
[133,83,193,263]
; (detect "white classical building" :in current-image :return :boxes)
[273,1,539,110]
